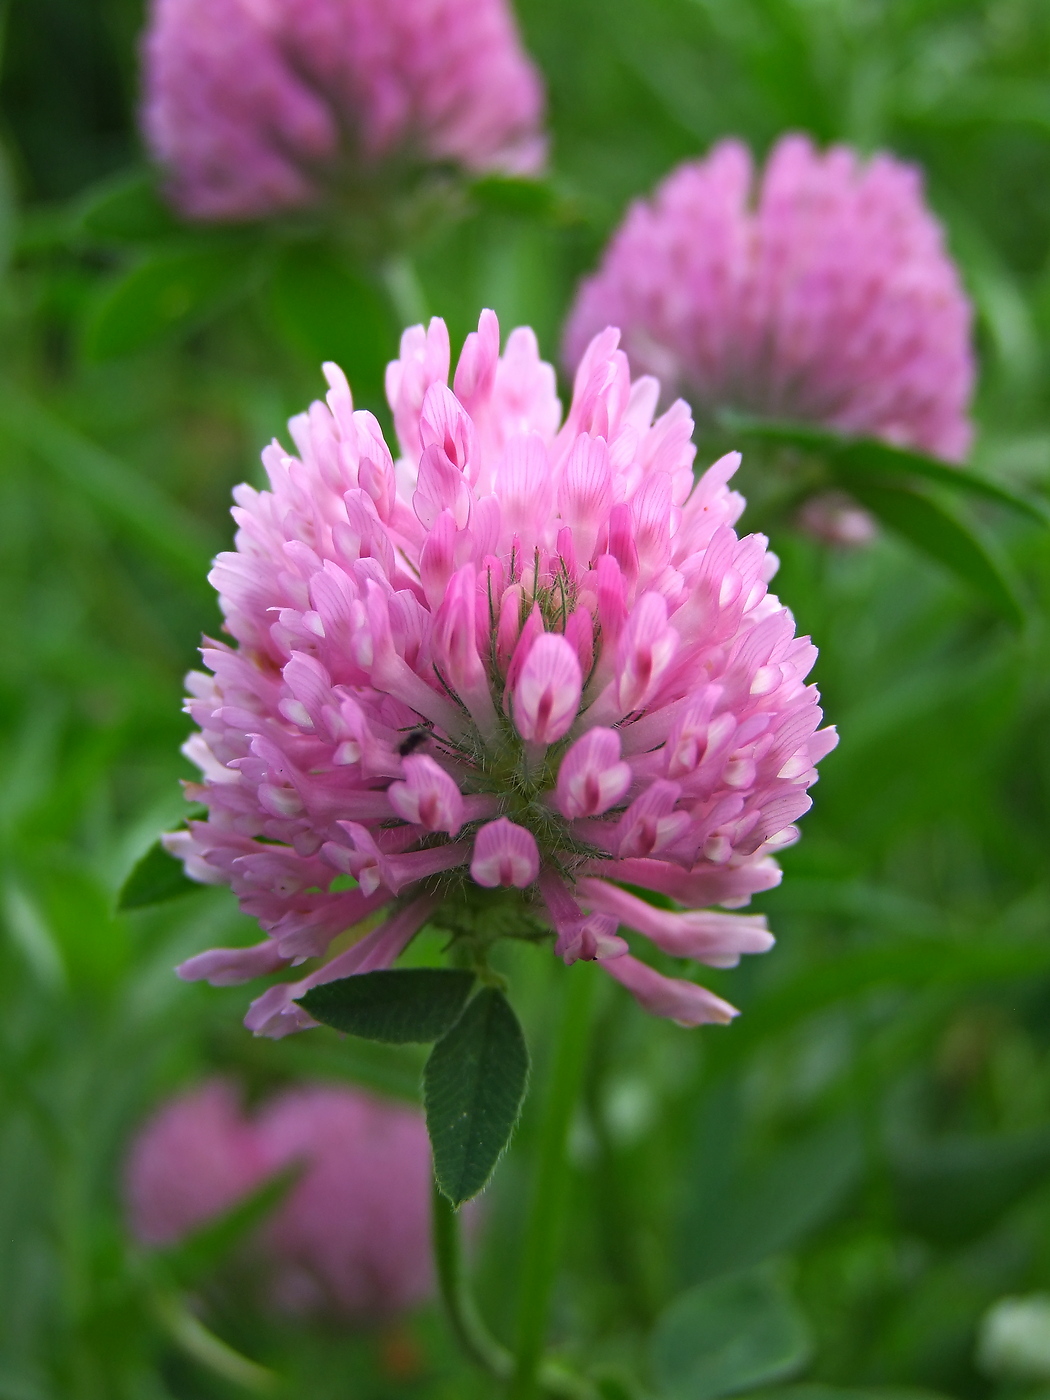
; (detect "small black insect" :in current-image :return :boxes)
[398,728,431,757]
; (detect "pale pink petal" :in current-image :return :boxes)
[555,727,632,819]
[599,953,739,1026]
[470,818,540,888]
[387,755,465,835]
[513,633,582,744]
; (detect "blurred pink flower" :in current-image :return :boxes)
[564,135,974,462]
[125,1079,266,1247]
[168,310,836,1032]
[125,1079,435,1322]
[141,0,546,222]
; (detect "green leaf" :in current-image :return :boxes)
[424,987,529,1206]
[680,1115,864,1285]
[269,243,396,404]
[118,840,200,911]
[650,1267,812,1400]
[847,481,1025,622]
[0,389,218,586]
[470,174,558,218]
[740,1387,950,1400]
[723,414,1050,523]
[76,168,180,243]
[83,240,261,359]
[298,968,476,1044]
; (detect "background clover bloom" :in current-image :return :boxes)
[141,0,546,222]
[168,310,836,1034]
[125,1079,435,1321]
[563,135,975,463]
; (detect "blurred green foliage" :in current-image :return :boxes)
[2,0,1050,1398]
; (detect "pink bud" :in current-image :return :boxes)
[513,633,582,745]
[470,818,540,888]
[504,602,544,693]
[496,583,525,672]
[354,413,396,522]
[388,756,465,835]
[419,382,478,481]
[431,564,496,733]
[556,728,632,818]
[564,607,594,679]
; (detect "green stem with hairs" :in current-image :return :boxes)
[431,1180,514,1382]
[508,962,597,1400]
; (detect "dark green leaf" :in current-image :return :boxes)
[650,1267,812,1400]
[723,414,1050,523]
[83,241,260,360]
[298,968,475,1044]
[848,481,1025,622]
[76,169,181,243]
[118,840,201,911]
[424,987,529,1206]
[269,243,396,404]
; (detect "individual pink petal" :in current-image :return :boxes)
[614,593,679,715]
[577,878,773,966]
[470,818,540,888]
[540,871,627,963]
[615,781,691,858]
[495,432,554,551]
[513,633,582,744]
[599,953,738,1026]
[387,755,465,835]
[557,433,612,565]
[431,564,497,733]
[454,308,501,415]
[177,939,290,986]
[555,728,632,818]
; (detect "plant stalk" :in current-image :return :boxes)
[508,962,596,1400]
[431,1178,514,1382]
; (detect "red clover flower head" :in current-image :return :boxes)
[168,311,837,1033]
[141,0,546,221]
[125,1079,435,1322]
[564,135,975,462]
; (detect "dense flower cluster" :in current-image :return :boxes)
[167,310,836,1033]
[141,0,546,221]
[125,1079,435,1320]
[564,135,974,462]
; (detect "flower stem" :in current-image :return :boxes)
[508,962,597,1400]
[431,1178,514,1382]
